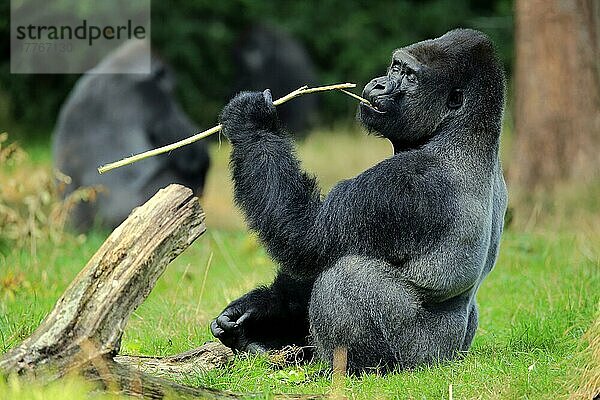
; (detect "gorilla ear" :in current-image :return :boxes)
[447,88,464,109]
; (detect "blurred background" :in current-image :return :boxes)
[1,0,514,133]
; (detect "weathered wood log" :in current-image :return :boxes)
[0,184,238,398]
[114,342,233,378]
[75,353,239,399]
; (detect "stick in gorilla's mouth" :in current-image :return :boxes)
[360,101,387,114]
[97,82,362,174]
[341,88,386,114]
[339,89,373,107]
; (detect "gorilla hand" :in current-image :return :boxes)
[210,291,269,354]
[220,89,281,144]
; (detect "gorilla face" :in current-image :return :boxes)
[358,49,445,150]
[358,29,500,152]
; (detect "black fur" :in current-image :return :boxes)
[211,29,507,373]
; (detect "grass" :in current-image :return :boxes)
[1,129,599,399]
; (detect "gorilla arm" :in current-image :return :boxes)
[213,90,324,351]
[221,91,325,275]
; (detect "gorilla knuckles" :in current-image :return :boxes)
[213,29,507,373]
[359,29,504,151]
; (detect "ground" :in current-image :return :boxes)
[0,127,598,399]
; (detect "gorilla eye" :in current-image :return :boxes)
[406,71,417,83]
[447,89,464,109]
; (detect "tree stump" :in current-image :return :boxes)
[0,184,237,399]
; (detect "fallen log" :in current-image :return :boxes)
[114,342,233,378]
[0,184,237,398]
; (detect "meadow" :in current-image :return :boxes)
[1,128,598,399]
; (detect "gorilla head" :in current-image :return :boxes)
[359,29,504,151]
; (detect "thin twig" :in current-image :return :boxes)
[339,89,371,106]
[97,82,358,174]
[195,251,213,317]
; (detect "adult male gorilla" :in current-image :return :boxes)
[211,29,507,373]
[53,41,210,231]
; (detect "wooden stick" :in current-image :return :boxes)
[339,89,371,106]
[97,82,358,174]
[113,342,233,378]
[0,185,234,398]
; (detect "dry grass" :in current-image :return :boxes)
[0,134,100,253]
[569,312,600,399]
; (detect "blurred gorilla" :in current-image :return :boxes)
[234,24,318,135]
[53,41,210,231]
[212,29,507,373]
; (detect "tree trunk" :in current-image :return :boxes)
[512,0,600,192]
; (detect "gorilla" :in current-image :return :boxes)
[211,29,507,373]
[53,41,210,231]
[233,24,318,135]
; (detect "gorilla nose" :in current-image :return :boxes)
[363,77,399,102]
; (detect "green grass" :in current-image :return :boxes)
[1,130,599,399]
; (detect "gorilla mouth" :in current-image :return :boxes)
[357,101,391,139]
[360,101,386,114]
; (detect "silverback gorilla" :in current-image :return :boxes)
[211,29,507,373]
[53,41,210,231]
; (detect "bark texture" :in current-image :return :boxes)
[513,0,600,190]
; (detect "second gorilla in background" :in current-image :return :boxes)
[53,41,210,231]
